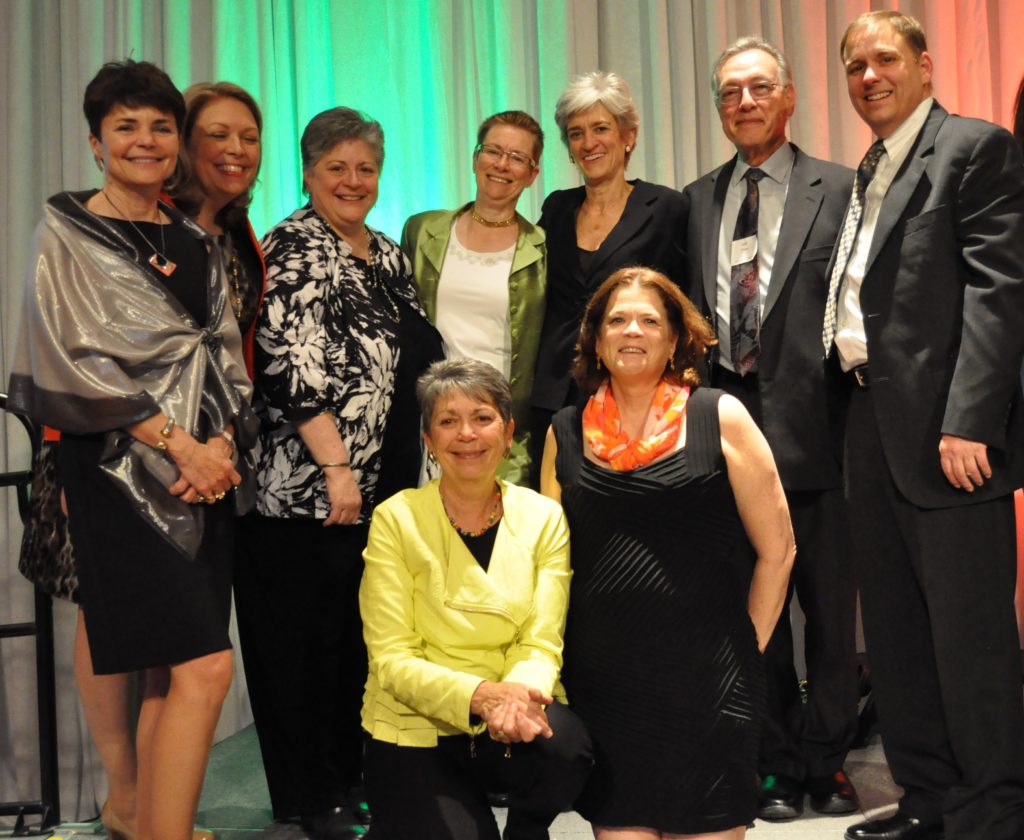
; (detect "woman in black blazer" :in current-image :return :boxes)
[530,71,687,474]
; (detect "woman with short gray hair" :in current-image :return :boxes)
[360,358,592,839]
[233,105,442,839]
[530,71,687,480]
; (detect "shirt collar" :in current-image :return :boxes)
[879,97,934,160]
[731,141,795,187]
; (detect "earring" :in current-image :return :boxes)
[668,356,675,370]
[569,154,575,164]
[504,444,512,459]
[427,450,437,464]
[596,356,603,371]
[94,157,104,173]
[625,144,632,153]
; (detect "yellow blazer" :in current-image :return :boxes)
[359,479,571,747]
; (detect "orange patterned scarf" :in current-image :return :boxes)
[582,379,691,471]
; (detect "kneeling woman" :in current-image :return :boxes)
[359,359,592,840]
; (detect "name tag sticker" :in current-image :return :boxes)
[731,235,758,266]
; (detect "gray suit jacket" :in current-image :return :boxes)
[681,144,853,491]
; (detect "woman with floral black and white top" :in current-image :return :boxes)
[234,106,442,840]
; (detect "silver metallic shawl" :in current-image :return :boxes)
[7,190,259,559]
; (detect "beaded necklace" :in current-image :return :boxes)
[440,485,503,537]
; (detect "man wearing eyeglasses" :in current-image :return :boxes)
[680,36,859,824]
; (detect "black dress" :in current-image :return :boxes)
[60,219,234,675]
[552,387,764,834]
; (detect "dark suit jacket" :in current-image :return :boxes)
[530,179,687,412]
[681,145,853,491]
[827,102,1024,508]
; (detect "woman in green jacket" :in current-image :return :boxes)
[359,358,591,839]
[402,111,546,485]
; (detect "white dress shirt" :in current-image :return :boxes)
[835,97,934,371]
[715,142,794,372]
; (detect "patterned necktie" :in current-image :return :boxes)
[730,167,766,375]
[821,140,886,353]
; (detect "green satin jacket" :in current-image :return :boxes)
[401,205,547,485]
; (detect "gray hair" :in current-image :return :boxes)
[416,358,513,435]
[300,106,384,171]
[554,71,640,149]
[711,37,792,100]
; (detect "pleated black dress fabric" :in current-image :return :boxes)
[552,387,764,834]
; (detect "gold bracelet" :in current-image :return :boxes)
[155,417,176,451]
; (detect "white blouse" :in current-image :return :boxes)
[435,222,515,377]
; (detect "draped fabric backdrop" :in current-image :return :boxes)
[2,0,1022,819]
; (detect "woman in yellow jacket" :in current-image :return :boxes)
[360,358,592,839]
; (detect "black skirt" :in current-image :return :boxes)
[59,433,234,675]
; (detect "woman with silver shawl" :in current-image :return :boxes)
[7,59,257,840]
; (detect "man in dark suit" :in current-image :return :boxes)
[680,36,860,823]
[827,11,1024,840]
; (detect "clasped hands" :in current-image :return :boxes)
[470,680,554,745]
[168,434,241,505]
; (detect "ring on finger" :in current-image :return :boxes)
[196,493,207,502]
[215,491,226,500]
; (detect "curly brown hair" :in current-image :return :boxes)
[572,266,716,395]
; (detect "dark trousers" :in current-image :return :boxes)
[846,386,1024,838]
[234,514,369,818]
[364,702,592,840]
[713,365,859,780]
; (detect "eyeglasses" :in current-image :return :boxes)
[475,143,536,171]
[717,82,783,107]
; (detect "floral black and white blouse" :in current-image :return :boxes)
[253,205,431,520]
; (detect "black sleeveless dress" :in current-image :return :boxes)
[552,387,764,834]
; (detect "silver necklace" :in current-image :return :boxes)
[102,189,176,276]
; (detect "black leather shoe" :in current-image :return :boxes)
[486,790,511,808]
[807,770,859,814]
[300,806,364,840]
[844,813,944,840]
[757,773,804,821]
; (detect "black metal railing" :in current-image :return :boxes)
[0,393,60,833]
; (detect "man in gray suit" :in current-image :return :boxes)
[826,11,1024,840]
[681,36,859,823]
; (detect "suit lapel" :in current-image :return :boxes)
[590,180,653,278]
[703,161,733,320]
[764,147,822,322]
[863,104,945,277]
[422,210,457,274]
[552,188,588,292]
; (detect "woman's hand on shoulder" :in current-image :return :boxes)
[470,680,554,743]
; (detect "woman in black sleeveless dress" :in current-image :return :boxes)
[540,267,794,839]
